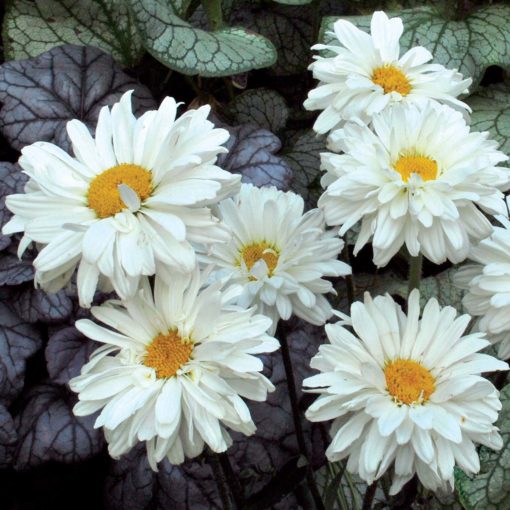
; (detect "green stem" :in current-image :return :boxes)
[278,323,325,510]
[202,0,223,31]
[208,451,234,510]
[407,253,422,295]
[361,481,377,510]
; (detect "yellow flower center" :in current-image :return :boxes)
[240,242,279,278]
[394,154,438,182]
[87,163,153,218]
[144,330,193,379]
[384,359,436,405]
[371,65,412,96]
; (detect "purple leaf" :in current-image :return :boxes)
[46,326,97,385]
[0,403,17,468]
[13,382,104,469]
[0,162,27,251]
[227,88,289,133]
[0,300,41,405]
[0,44,156,152]
[218,124,293,190]
[10,286,73,324]
[0,253,34,286]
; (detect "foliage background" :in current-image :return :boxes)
[0,1,509,509]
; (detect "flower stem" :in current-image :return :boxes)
[218,452,244,508]
[407,253,422,295]
[361,481,377,510]
[208,451,234,510]
[278,323,325,510]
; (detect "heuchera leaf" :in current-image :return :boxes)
[227,88,289,133]
[283,130,324,209]
[3,0,144,67]
[218,124,293,190]
[456,384,510,510]
[320,5,510,89]
[127,0,277,77]
[231,2,314,75]
[468,83,510,156]
[0,44,156,152]
[10,286,73,324]
[13,382,104,469]
[0,253,34,287]
[0,300,41,405]
[104,320,327,509]
[46,326,97,385]
[0,162,27,252]
[0,403,17,468]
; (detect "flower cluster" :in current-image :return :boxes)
[2,90,348,467]
[2,6,509,502]
[302,9,510,496]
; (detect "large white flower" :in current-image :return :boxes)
[2,91,240,307]
[319,102,510,267]
[202,183,351,333]
[304,11,471,134]
[69,267,278,468]
[455,217,510,360]
[304,290,508,495]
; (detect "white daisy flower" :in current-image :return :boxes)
[304,290,508,495]
[69,267,278,468]
[319,102,510,267]
[2,91,240,307]
[455,216,510,360]
[304,11,471,134]
[202,183,351,334]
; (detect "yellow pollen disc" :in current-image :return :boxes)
[144,330,193,379]
[87,163,153,218]
[394,154,438,182]
[384,359,436,405]
[371,65,412,96]
[240,242,279,277]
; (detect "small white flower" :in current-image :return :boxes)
[2,91,240,307]
[304,11,471,134]
[203,183,351,334]
[304,290,508,495]
[319,102,510,267]
[455,216,510,360]
[69,267,278,468]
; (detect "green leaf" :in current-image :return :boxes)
[232,3,313,75]
[227,88,289,132]
[320,5,510,89]
[128,0,277,77]
[456,384,510,510]
[2,0,144,67]
[468,83,510,156]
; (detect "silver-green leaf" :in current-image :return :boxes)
[128,0,277,77]
[320,5,510,90]
[456,384,510,510]
[468,83,510,156]
[3,0,144,67]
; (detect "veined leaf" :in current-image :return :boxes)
[468,83,510,156]
[3,0,144,67]
[128,0,277,77]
